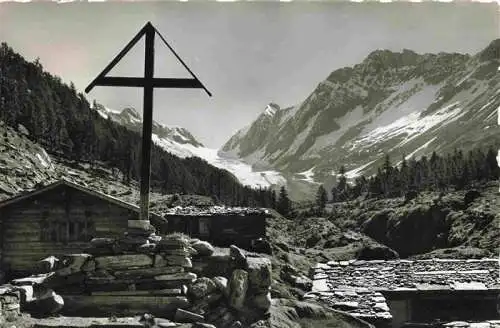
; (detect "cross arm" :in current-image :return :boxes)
[85,76,206,89]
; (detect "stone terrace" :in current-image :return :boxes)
[304,259,500,324]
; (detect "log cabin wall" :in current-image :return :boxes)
[0,185,137,275]
[166,214,267,248]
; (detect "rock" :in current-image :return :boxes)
[175,308,204,323]
[154,272,197,283]
[113,266,184,279]
[229,245,246,268]
[155,255,192,268]
[212,276,228,295]
[246,257,272,292]
[158,236,190,250]
[293,276,313,291]
[192,241,215,257]
[189,277,217,299]
[137,243,158,253]
[333,301,359,311]
[374,302,390,312]
[24,292,64,316]
[230,321,243,328]
[464,189,481,206]
[95,254,153,270]
[356,243,399,260]
[90,237,116,248]
[250,292,272,311]
[81,259,96,272]
[35,256,60,274]
[193,323,216,328]
[227,269,248,310]
[275,241,290,252]
[56,254,92,276]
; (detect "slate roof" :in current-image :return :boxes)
[163,205,270,216]
[305,259,500,323]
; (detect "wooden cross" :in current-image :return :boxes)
[85,22,211,222]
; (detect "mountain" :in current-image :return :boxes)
[0,42,276,207]
[222,40,500,197]
[94,104,286,189]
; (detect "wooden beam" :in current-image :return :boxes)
[89,77,204,89]
[85,23,150,93]
[139,23,155,222]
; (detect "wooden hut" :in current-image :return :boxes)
[0,180,165,275]
[165,206,270,249]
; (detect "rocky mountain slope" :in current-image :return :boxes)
[222,40,500,197]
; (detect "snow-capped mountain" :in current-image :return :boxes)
[222,39,500,193]
[93,104,285,189]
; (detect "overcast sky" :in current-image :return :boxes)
[0,2,497,148]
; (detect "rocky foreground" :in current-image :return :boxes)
[0,229,372,328]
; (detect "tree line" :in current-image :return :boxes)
[312,147,499,212]
[0,42,277,207]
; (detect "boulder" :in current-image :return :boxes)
[192,241,215,257]
[246,257,272,292]
[229,245,246,268]
[212,276,228,295]
[250,292,272,311]
[227,269,248,310]
[188,277,217,299]
[356,243,399,260]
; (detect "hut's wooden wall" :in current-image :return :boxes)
[167,214,267,248]
[0,186,136,274]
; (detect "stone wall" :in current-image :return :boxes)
[0,222,273,327]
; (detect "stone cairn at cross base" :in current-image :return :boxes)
[0,219,274,327]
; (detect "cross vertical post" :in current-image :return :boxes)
[140,24,155,221]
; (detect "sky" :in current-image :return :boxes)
[0,2,498,148]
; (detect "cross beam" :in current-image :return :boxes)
[85,22,211,222]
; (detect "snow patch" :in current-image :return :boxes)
[351,101,464,150]
[152,133,284,188]
[334,160,376,179]
[264,105,277,117]
[297,167,319,184]
[405,137,437,160]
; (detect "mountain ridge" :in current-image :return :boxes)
[222,39,500,197]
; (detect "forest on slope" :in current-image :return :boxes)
[0,42,276,207]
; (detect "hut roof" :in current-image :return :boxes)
[163,205,270,217]
[0,179,163,220]
[306,258,500,322]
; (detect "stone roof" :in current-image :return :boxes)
[305,259,500,323]
[163,205,270,217]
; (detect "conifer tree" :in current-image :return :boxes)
[315,185,328,215]
[277,186,291,217]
